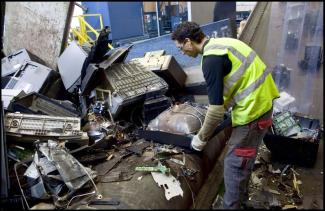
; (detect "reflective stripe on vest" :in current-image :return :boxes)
[227,67,273,109]
[204,44,256,95]
[204,44,263,109]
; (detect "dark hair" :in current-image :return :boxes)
[171,21,206,43]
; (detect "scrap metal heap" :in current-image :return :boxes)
[2,4,323,207]
[1,31,231,209]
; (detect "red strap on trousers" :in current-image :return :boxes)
[234,148,256,158]
[234,147,256,169]
[249,118,273,130]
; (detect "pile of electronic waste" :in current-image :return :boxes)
[1,27,230,209]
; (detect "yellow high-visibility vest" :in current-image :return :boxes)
[201,37,279,126]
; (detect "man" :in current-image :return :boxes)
[171,21,279,209]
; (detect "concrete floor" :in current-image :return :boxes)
[257,136,324,209]
[297,137,323,209]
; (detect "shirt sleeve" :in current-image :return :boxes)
[202,55,231,105]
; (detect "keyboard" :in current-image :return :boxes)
[103,60,168,117]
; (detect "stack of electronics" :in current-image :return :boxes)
[1,47,86,147]
[78,46,170,121]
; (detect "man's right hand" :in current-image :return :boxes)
[191,134,207,151]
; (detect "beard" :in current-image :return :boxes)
[184,50,198,58]
[189,52,199,58]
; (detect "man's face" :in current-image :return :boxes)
[174,38,199,58]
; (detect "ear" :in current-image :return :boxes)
[185,38,193,49]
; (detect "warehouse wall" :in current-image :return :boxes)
[190,2,215,25]
[240,2,323,123]
[3,2,73,70]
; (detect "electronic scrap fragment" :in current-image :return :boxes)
[151,172,184,201]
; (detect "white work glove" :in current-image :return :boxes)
[191,134,207,151]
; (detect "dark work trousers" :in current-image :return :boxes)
[223,108,273,209]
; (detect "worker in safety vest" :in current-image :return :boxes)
[171,21,279,209]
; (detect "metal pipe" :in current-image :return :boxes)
[187,2,192,21]
[156,2,160,36]
[74,2,88,13]
[14,162,30,209]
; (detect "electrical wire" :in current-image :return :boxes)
[107,107,115,124]
[14,162,30,210]
[183,174,195,207]
[72,156,102,200]
[66,190,96,208]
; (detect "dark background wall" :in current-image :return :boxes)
[213,1,237,38]
[1,2,5,58]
